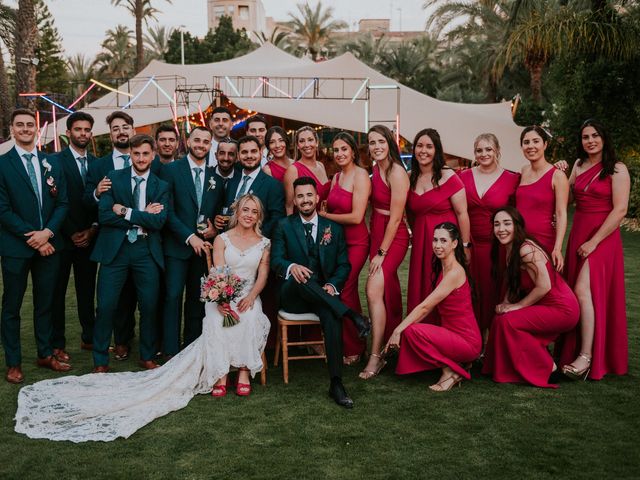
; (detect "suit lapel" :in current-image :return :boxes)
[63,149,84,191]
[249,170,266,197]
[179,158,198,208]
[291,215,309,256]
[8,148,38,199]
[37,151,51,210]
[146,172,158,204]
[225,173,241,206]
[317,216,327,267]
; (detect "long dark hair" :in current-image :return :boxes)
[367,125,403,179]
[332,131,360,166]
[491,206,545,303]
[431,222,471,290]
[265,126,290,157]
[410,128,447,190]
[576,119,617,179]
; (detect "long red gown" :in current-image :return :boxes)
[482,246,580,388]
[515,167,557,253]
[396,276,482,380]
[326,172,370,357]
[406,174,464,313]
[265,160,288,182]
[557,163,627,379]
[293,161,330,201]
[370,165,410,341]
[461,168,520,330]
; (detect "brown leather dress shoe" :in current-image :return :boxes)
[92,365,110,373]
[36,355,72,372]
[138,359,159,370]
[80,342,93,351]
[113,344,129,361]
[53,348,71,362]
[5,366,24,384]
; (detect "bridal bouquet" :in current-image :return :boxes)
[200,266,248,327]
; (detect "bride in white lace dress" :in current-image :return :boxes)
[15,195,271,442]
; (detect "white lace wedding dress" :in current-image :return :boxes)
[14,233,270,442]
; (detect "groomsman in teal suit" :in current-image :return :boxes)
[219,135,284,238]
[0,109,71,383]
[162,126,223,357]
[90,134,169,372]
[271,177,370,408]
[151,124,179,175]
[84,111,137,360]
[50,112,98,359]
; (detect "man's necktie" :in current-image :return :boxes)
[23,153,43,228]
[127,176,144,243]
[303,222,314,250]
[78,156,87,184]
[193,167,203,210]
[235,175,251,200]
[121,154,130,168]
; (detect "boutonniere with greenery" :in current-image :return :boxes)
[46,175,58,197]
[320,226,332,246]
[208,177,217,191]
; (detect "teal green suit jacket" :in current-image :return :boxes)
[162,156,224,259]
[90,167,169,268]
[0,147,69,257]
[271,214,351,290]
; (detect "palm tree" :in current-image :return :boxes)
[95,25,135,80]
[14,0,37,109]
[287,1,347,61]
[0,1,15,136]
[339,33,389,68]
[143,24,173,61]
[111,0,171,73]
[67,53,98,105]
[254,26,292,52]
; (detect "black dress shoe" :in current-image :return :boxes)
[346,310,371,338]
[329,378,354,409]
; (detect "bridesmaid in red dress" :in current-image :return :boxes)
[406,128,471,313]
[460,133,520,340]
[558,120,630,380]
[482,207,579,388]
[320,132,371,365]
[515,126,569,271]
[263,126,293,182]
[387,222,481,391]
[284,126,330,214]
[361,125,410,379]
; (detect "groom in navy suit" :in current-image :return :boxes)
[0,109,71,383]
[271,177,370,408]
[90,134,169,372]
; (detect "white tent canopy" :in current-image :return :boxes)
[35,42,525,169]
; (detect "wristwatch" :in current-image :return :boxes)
[377,248,387,257]
[463,242,473,248]
[119,206,127,216]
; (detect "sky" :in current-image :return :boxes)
[31,0,429,58]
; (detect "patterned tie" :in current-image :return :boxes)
[78,156,87,184]
[121,154,130,168]
[23,153,43,228]
[235,174,251,200]
[193,167,203,210]
[127,176,144,243]
[303,222,314,250]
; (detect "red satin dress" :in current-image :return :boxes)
[406,174,464,313]
[557,163,627,379]
[396,276,482,380]
[293,161,330,201]
[461,169,520,330]
[370,165,410,341]
[482,246,580,388]
[515,167,557,253]
[265,160,287,182]
[326,172,370,357]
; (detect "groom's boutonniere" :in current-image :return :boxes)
[41,158,52,174]
[46,175,58,197]
[320,226,332,246]
[208,177,216,191]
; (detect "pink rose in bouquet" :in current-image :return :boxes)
[200,266,248,327]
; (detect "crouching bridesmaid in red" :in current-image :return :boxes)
[482,207,579,388]
[387,222,481,392]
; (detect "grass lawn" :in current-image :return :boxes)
[0,228,639,480]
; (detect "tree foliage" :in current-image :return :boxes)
[34,0,68,94]
[287,1,347,60]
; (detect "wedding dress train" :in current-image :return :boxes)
[14,233,270,442]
